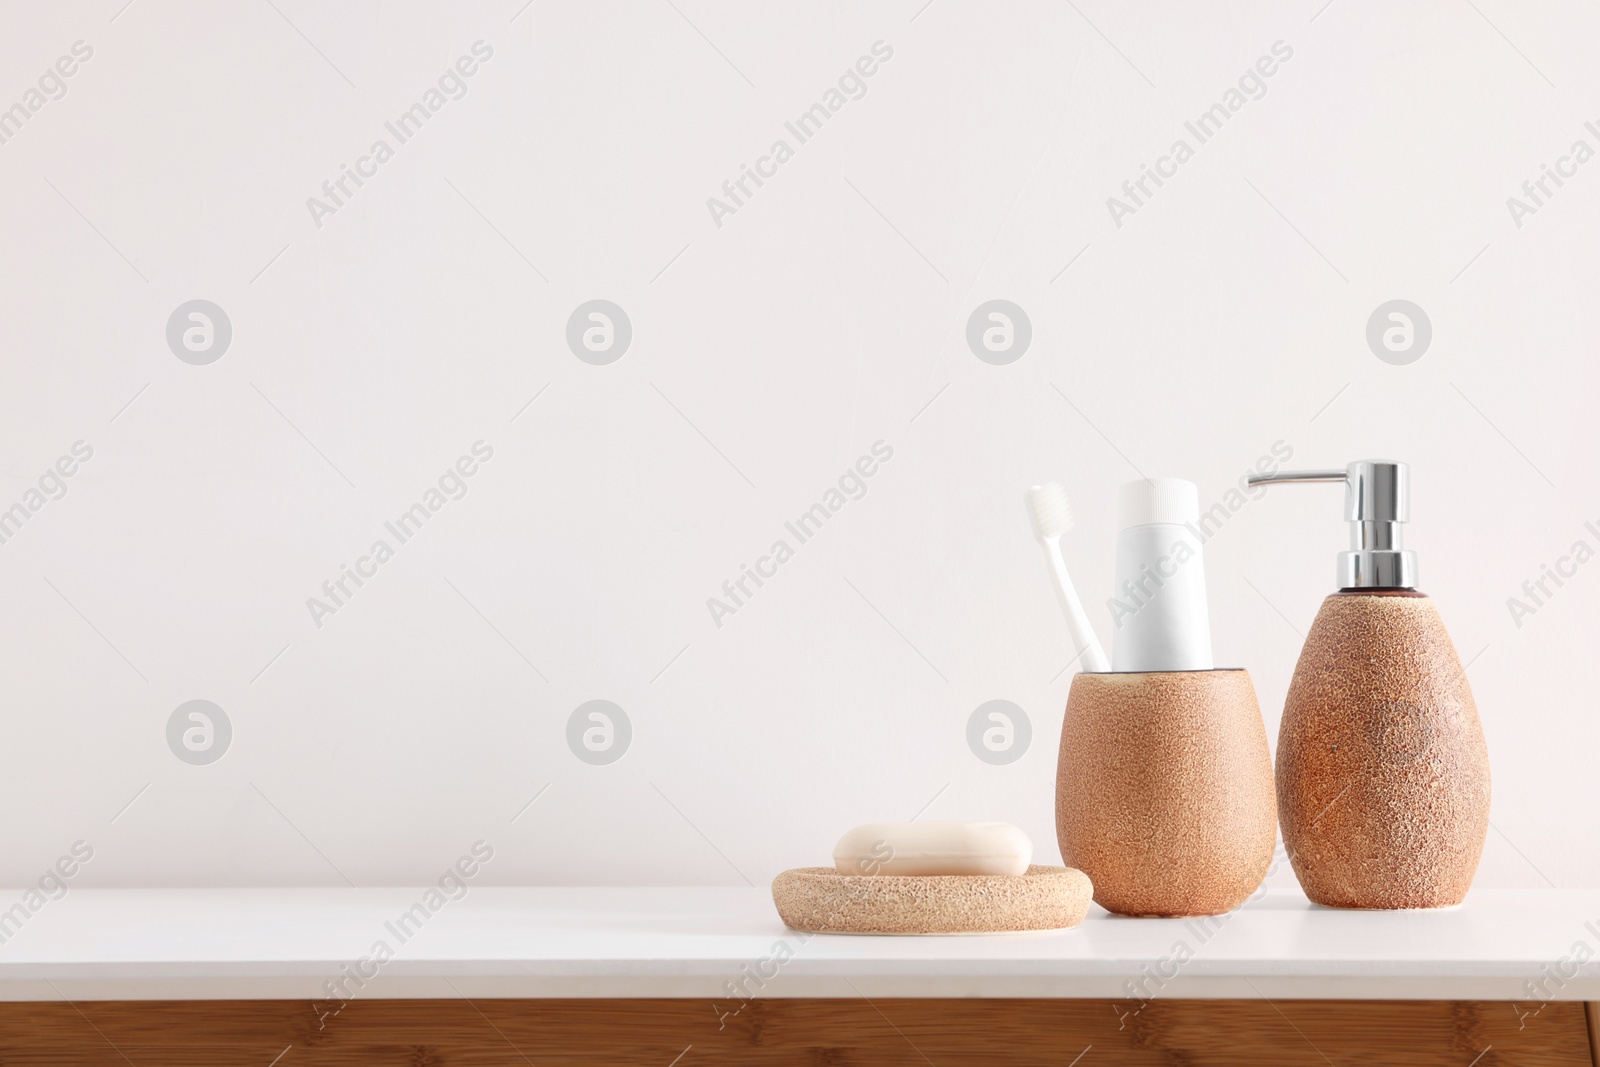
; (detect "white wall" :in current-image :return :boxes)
[1,0,1594,891]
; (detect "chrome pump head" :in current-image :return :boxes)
[1246,459,1417,590]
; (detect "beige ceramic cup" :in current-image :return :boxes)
[1055,669,1277,917]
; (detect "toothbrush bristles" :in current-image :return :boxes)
[1026,482,1073,539]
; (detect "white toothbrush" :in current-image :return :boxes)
[1026,482,1110,674]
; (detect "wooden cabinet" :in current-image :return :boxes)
[1,998,1595,1066]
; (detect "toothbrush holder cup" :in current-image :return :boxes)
[1055,669,1277,917]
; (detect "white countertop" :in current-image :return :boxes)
[0,887,1596,1001]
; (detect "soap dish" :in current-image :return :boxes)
[771,864,1092,934]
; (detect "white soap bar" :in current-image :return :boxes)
[832,821,1032,877]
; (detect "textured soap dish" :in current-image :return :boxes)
[771,865,1092,934]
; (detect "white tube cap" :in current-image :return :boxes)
[1109,476,1213,671]
[1118,477,1199,530]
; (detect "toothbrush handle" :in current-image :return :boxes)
[1044,538,1110,674]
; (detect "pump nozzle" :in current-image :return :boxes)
[1247,459,1416,590]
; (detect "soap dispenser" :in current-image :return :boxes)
[1248,460,1489,909]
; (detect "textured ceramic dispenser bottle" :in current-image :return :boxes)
[1248,460,1490,909]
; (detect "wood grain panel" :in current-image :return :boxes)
[0,998,1590,1066]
